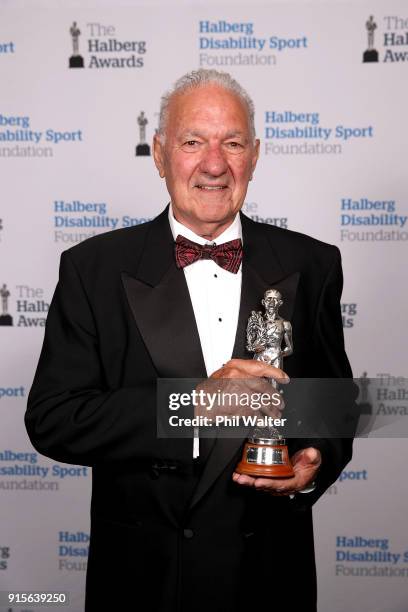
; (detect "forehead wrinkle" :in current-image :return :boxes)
[179,129,205,139]
[167,88,253,142]
[177,128,248,142]
[225,130,249,143]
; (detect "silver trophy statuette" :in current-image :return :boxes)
[236,289,294,477]
[247,289,293,379]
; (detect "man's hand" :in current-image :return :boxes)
[232,447,321,496]
[195,358,289,419]
[210,358,289,384]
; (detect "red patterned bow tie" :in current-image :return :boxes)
[175,235,243,274]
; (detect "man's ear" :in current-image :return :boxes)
[153,134,166,178]
[251,138,260,176]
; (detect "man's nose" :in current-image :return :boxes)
[199,144,228,177]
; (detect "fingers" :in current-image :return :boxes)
[233,472,295,489]
[232,448,321,495]
[259,390,285,416]
[232,471,298,495]
[195,377,284,419]
[197,358,288,419]
[211,359,289,383]
[232,472,256,486]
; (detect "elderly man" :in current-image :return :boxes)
[26,69,353,612]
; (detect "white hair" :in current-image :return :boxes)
[158,69,256,141]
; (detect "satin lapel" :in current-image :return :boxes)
[189,215,300,509]
[121,209,206,379]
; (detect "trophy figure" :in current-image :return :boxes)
[0,283,13,326]
[236,289,294,477]
[357,372,372,415]
[69,21,84,69]
[363,15,379,63]
[135,111,151,156]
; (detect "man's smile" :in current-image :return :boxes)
[195,184,228,190]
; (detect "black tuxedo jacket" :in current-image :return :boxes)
[26,208,354,612]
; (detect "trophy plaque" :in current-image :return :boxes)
[235,289,295,478]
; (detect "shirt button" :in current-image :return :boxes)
[183,528,194,539]
[218,317,222,322]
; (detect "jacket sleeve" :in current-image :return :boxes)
[290,246,358,508]
[25,250,190,467]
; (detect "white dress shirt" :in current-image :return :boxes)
[168,204,242,456]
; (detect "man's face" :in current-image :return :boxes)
[263,291,282,314]
[153,84,259,238]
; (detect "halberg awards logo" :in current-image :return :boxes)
[363,16,379,63]
[135,111,151,156]
[0,284,12,326]
[67,21,147,69]
[69,21,84,68]
[0,284,49,327]
[362,15,408,63]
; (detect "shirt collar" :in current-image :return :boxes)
[168,202,242,246]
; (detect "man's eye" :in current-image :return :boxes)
[184,140,199,146]
[226,142,243,149]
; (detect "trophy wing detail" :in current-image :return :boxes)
[246,310,267,353]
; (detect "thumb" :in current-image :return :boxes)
[293,447,321,468]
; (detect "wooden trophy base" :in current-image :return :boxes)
[236,441,295,478]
